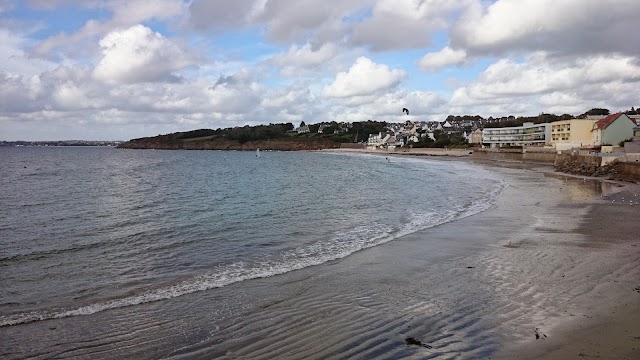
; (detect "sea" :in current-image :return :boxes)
[0,146,506,355]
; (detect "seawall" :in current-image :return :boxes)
[472,149,640,182]
[471,150,557,164]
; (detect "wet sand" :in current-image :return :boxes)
[322,147,474,157]
[2,160,639,359]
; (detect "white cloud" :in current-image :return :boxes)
[322,56,405,98]
[419,46,467,70]
[449,52,640,115]
[93,25,192,84]
[187,0,469,51]
[3,0,640,141]
[188,0,256,30]
[451,0,640,56]
[0,28,58,77]
[272,43,337,68]
[270,42,349,77]
[351,0,469,51]
[31,0,187,59]
[359,90,446,116]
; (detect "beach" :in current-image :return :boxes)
[2,154,639,359]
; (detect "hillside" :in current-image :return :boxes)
[118,133,342,151]
[118,121,385,151]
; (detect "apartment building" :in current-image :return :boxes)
[550,119,598,150]
[482,122,551,148]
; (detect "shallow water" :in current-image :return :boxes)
[2,148,629,359]
[0,147,504,328]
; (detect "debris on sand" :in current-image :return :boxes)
[405,337,433,349]
[534,328,547,340]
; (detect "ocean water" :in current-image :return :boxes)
[0,147,505,328]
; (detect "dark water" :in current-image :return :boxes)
[0,147,504,328]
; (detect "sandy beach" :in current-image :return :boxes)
[2,156,639,359]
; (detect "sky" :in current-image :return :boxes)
[1,0,639,141]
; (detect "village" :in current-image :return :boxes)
[293,111,640,155]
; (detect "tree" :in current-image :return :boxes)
[585,108,610,116]
[300,121,306,127]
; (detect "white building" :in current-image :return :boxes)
[367,132,392,149]
[295,125,310,134]
[482,122,551,148]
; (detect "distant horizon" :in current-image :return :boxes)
[3,106,634,142]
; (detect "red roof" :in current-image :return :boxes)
[593,113,631,129]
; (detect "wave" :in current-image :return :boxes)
[0,177,506,328]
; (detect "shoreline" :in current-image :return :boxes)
[320,146,475,157]
[336,149,640,358]
[1,154,638,359]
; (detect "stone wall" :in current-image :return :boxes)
[522,152,557,163]
[339,143,366,149]
[616,162,640,181]
[471,150,556,164]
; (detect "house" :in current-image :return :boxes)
[405,124,418,135]
[296,125,310,134]
[482,122,551,148]
[550,118,598,150]
[317,124,328,133]
[591,113,636,146]
[367,132,392,149]
[469,129,483,144]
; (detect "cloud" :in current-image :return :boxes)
[350,0,470,51]
[257,0,369,43]
[0,1,16,14]
[419,46,467,70]
[449,52,640,115]
[187,0,471,51]
[188,0,256,30]
[187,0,370,44]
[272,43,338,68]
[270,42,344,77]
[359,90,446,116]
[30,0,187,59]
[322,56,405,98]
[0,28,58,77]
[93,25,192,84]
[3,0,640,141]
[450,0,640,57]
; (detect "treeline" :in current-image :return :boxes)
[349,120,386,142]
[125,120,386,147]
[445,115,484,122]
[225,123,294,143]
[483,113,574,128]
[466,107,639,129]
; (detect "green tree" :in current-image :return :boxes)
[585,108,610,116]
